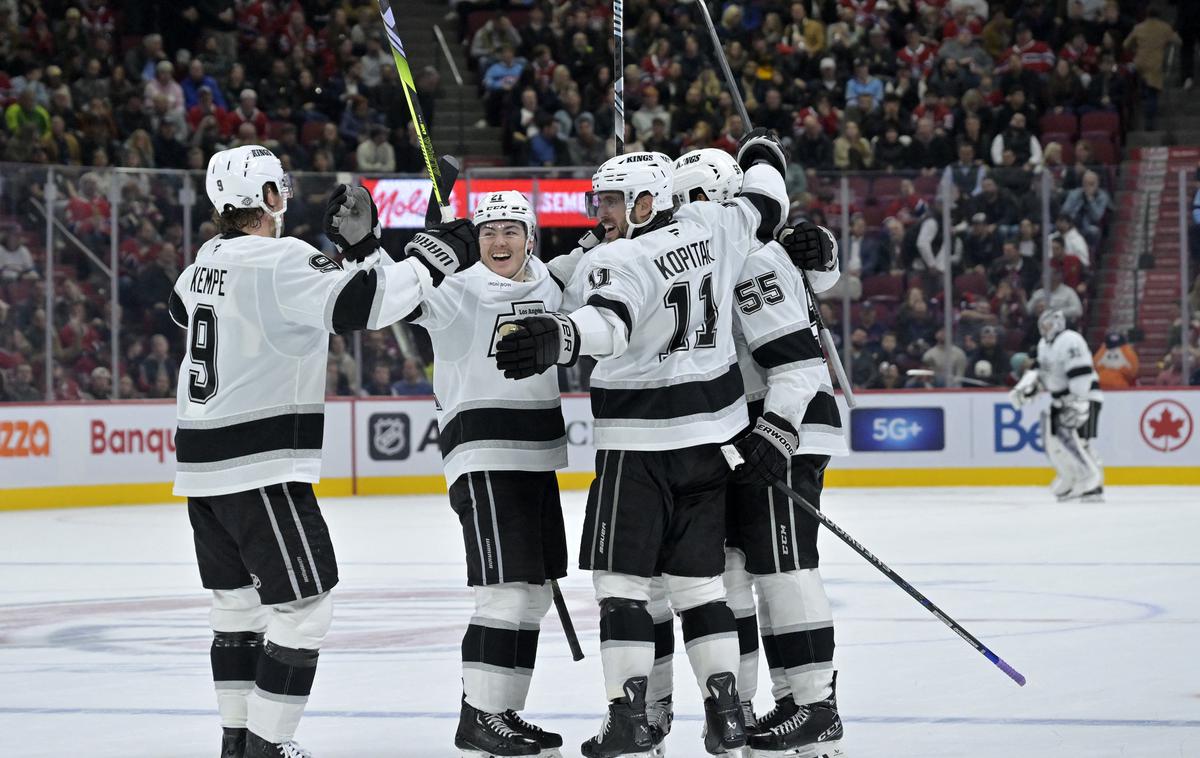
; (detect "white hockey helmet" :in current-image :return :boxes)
[206,145,293,237]
[672,148,744,205]
[473,190,536,246]
[587,151,675,237]
[1038,308,1066,341]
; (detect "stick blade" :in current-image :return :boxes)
[426,154,460,226]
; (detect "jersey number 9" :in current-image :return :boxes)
[187,304,219,403]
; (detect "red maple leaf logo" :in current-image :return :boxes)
[1148,409,1185,440]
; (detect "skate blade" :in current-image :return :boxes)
[460,750,544,758]
[536,750,563,758]
[752,739,846,758]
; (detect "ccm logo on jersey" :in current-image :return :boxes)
[308,254,343,272]
[0,420,50,458]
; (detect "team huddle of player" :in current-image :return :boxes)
[170,131,1100,758]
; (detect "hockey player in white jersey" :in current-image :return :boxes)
[1010,309,1104,501]
[493,132,795,758]
[377,189,573,758]
[654,148,848,758]
[169,145,478,758]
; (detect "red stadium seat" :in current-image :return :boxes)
[300,120,326,147]
[871,176,904,197]
[912,174,941,197]
[862,273,905,300]
[1040,132,1073,149]
[1080,111,1120,140]
[862,204,886,228]
[954,271,989,297]
[1086,138,1118,165]
[1039,112,1078,139]
[266,120,290,140]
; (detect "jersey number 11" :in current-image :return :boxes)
[660,273,717,361]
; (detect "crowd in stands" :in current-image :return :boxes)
[0,0,1195,401]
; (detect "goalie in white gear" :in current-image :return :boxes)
[492,132,800,758]
[1010,309,1104,501]
[171,145,466,758]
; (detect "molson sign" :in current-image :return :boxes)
[361,177,593,229]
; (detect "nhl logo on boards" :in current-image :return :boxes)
[369,413,411,460]
[588,267,611,289]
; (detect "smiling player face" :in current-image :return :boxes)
[478,220,529,279]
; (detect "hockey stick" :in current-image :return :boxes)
[614,0,624,155]
[720,444,1027,687]
[552,580,585,661]
[690,0,857,407]
[377,0,454,222]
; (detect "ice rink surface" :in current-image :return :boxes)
[1,486,1198,758]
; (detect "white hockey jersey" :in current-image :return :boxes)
[169,232,435,496]
[1036,328,1103,404]
[733,242,848,457]
[563,165,789,450]
[407,255,567,484]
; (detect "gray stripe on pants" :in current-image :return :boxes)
[259,488,301,601]
[282,483,322,594]
[484,472,505,583]
[608,451,626,572]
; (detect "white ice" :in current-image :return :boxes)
[1,487,1198,758]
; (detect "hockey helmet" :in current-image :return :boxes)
[587,151,675,238]
[473,190,537,251]
[1038,308,1066,341]
[672,148,744,206]
[206,145,292,238]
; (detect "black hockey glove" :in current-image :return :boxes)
[494,314,581,380]
[324,184,381,262]
[403,218,479,286]
[731,412,799,488]
[736,127,789,175]
[778,221,837,271]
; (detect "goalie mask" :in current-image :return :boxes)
[587,151,675,239]
[672,148,744,205]
[1038,309,1066,341]
[206,145,293,238]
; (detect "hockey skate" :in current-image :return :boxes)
[243,732,313,758]
[700,672,748,755]
[740,701,759,734]
[581,676,654,758]
[646,696,673,757]
[455,698,540,757]
[750,695,799,737]
[502,710,564,758]
[220,727,246,758]
[747,681,845,758]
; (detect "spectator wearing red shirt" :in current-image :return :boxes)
[65,173,110,239]
[897,25,939,78]
[942,7,984,40]
[1060,31,1098,73]
[996,24,1056,75]
[120,220,163,273]
[1049,237,1085,294]
[224,89,269,139]
[186,86,229,136]
[277,9,317,57]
